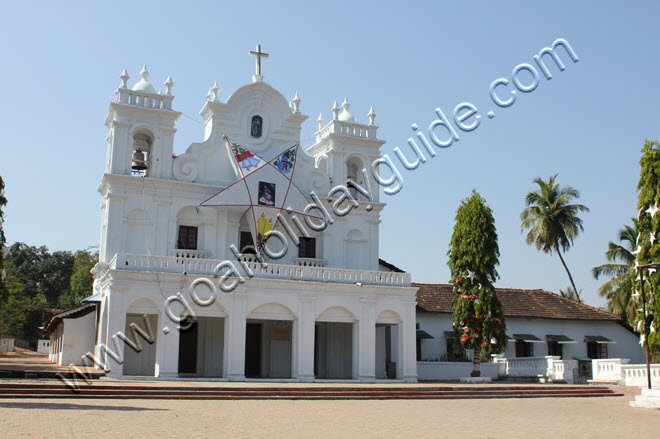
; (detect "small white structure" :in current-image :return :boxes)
[415,284,644,381]
[83,54,417,381]
[0,338,14,353]
[37,339,51,354]
[44,304,97,366]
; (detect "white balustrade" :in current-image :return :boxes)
[591,358,630,383]
[494,356,561,380]
[552,359,577,384]
[316,120,377,141]
[293,257,328,267]
[110,253,410,287]
[116,88,174,110]
[621,364,660,387]
[168,249,211,259]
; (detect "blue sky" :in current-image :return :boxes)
[1,1,659,307]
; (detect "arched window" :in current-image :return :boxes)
[317,157,327,174]
[250,115,263,138]
[345,156,365,200]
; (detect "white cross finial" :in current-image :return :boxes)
[249,44,269,77]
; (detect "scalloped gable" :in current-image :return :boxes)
[172,81,315,190]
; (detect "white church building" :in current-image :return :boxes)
[89,48,418,382]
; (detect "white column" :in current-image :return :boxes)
[103,285,127,378]
[297,295,317,382]
[155,290,180,378]
[358,298,376,382]
[401,301,418,382]
[226,292,247,381]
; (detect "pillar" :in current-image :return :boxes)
[103,284,127,378]
[155,289,180,378]
[358,298,376,382]
[226,292,247,381]
[401,301,418,382]
[297,295,317,382]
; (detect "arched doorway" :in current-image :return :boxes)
[245,303,296,378]
[315,306,356,379]
[376,310,401,380]
[123,298,159,377]
[177,303,227,378]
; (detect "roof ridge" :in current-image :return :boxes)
[534,287,619,318]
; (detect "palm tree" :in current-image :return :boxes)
[559,286,582,302]
[521,174,589,302]
[592,219,637,324]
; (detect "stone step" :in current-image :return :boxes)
[0,383,621,400]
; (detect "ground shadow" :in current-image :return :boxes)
[0,402,167,411]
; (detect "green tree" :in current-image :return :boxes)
[0,275,46,340]
[592,219,638,324]
[633,140,660,361]
[59,250,98,309]
[3,243,76,341]
[448,190,507,377]
[520,174,589,303]
[4,243,74,306]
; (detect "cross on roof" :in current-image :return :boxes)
[249,44,269,76]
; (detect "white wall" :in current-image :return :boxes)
[61,312,97,366]
[416,313,644,364]
[0,338,14,353]
[37,339,50,354]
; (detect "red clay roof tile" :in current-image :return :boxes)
[414,283,620,321]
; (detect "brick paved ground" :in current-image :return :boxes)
[0,386,658,438]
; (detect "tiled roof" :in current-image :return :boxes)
[43,303,97,335]
[414,283,621,321]
[378,258,405,273]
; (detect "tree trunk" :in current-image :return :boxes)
[556,247,581,303]
[471,345,481,377]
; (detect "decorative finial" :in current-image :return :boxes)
[205,87,213,102]
[317,113,325,129]
[291,91,301,114]
[332,100,340,120]
[368,106,376,125]
[164,75,174,95]
[140,64,149,80]
[119,69,129,89]
[211,81,220,102]
[342,97,350,111]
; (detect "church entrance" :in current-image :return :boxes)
[375,324,398,379]
[122,314,158,376]
[177,316,225,378]
[314,322,353,379]
[244,319,292,378]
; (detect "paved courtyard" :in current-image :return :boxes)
[0,386,658,438]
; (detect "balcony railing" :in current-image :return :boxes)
[293,257,328,267]
[110,253,411,287]
[168,249,211,259]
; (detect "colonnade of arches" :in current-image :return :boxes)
[114,298,404,381]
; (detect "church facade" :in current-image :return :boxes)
[90,53,418,382]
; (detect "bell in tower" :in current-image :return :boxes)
[131,133,151,174]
